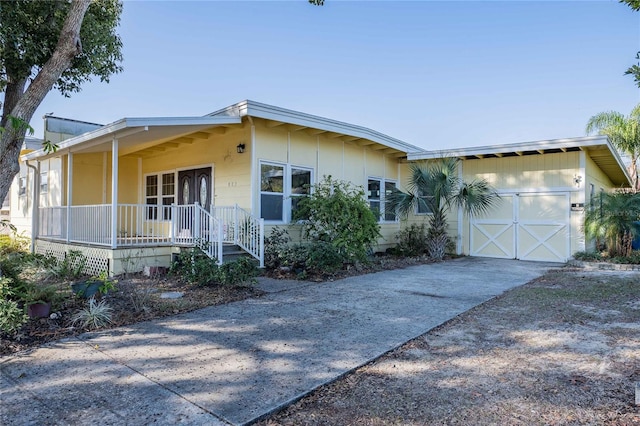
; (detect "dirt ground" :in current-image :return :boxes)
[259,267,640,426]
[0,254,436,356]
[0,275,262,355]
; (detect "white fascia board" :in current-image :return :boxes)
[407,135,611,161]
[407,135,631,186]
[208,100,422,154]
[22,116,241,161]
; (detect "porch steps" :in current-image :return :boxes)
[222,244,252,263]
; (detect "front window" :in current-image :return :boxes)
[368,178,397,222]
[18,176,27,197]
[416,189,434,215]
[260,163,285,221]
[260,162,313,222]
[40,171,48,194]
[291,167,311,219]
[146,172,175,220]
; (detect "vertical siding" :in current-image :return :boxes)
[140,124,252,210]
[253,119,402,251]
[72,153,105,205]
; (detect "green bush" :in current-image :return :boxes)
[0,233,29,256]
[216,257,259,286]
[264,227,291,270]
[170,248,218,286]
[171,248,258,286]
[0,276,27,334]
[394,224,429,256]
[294,176,381,262]
[51,250,87,280]
[610,251,640,264]
[573,251,604,262]
[303,241,344,275]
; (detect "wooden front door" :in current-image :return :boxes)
[176,167,212,241]
[178,167,212,208]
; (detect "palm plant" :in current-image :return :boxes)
[584,191,640,257]
[388,158,499,260]
[586,104,640,191]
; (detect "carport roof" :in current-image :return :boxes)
[407,135,631,187]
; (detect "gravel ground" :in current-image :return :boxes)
[259,268,640,426]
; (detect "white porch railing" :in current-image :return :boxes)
[38,203,263,266]
[212,205,265,267]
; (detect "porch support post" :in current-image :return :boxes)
[25,160,40,252]
[111,138,119,249]
[66,152,73,243]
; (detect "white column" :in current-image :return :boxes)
[111,139,119,248]
[66,152,73,243]
[457,160,463,255]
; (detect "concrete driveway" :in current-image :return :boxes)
[0,257,558,425]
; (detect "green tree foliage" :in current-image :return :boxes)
[584,191,640,257]
[0,0,123,205]
[586,104,640,190]
[388,158,499,261]
[621,0,640,87]
[293,176,381,262]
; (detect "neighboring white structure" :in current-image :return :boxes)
[7,116,101,237]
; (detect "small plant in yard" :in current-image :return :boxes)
[171,248,259,286]
[584,191,640,257]
[573,251,604,262]
[170,247,220,286]
[215,257,259,286]
[0,277,27,334]
[52,250,87,280]
[264,227,292,270]
[90,271,117,294]
[394,223,429,256]
[71,297,113,330]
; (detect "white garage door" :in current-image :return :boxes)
[470,193,570,262]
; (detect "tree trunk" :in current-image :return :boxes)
[0,0,91,205]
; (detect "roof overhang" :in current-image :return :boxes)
[407,135,631,187]
[22,116,241,161]
[208,100,423,156]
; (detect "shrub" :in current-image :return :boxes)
[71,297,113,330]
[573,251,604,262]
[303,241,344,275]
[0,277,27,334]
[215,256,259,286]
[170,248,219,286]
[610,251,640,264]
[51,250,87,280]
[395,224,429,256]
[584,191,640,257]
[294,176,381,262]
[171,248,259,286]
[264,227,291,270]
[0,232,29,256]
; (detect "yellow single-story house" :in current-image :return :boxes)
[9,100,630,275]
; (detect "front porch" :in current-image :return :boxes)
[36,203,264,275]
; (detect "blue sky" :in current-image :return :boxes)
[31,0,640,150]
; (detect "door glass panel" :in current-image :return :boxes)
[200,176,207,206]
[182,178,190,205]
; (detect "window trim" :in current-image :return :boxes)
[367,177,398,223]
[259,160,314,224]
[415,189,434,216]
[18,176,27,197]
[144,170,176,221]
[40,171,49,194]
